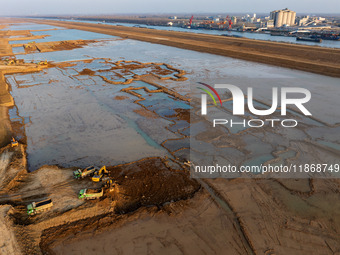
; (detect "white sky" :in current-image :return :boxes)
[2,0,339,16]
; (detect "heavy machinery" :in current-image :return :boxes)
[225,15,233,30]
[24,41,35,49]
[78,188,104,200]
[6,59,15,65]
[103,179,116,192]
[91,166,108,182]
[185,15,194,28]
[11,137,18,147]
[27,198,53,215]
[73,166,97,179]
[38,60,48,65]
[184,160,192,167]
[228,19,233,30]
[79,179,116,200]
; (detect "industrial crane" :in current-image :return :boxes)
[187,15,194,28]
[227,15,233,29]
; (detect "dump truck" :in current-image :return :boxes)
[27,198,53,216]
[91,166,108,182]
[78,188,104,200]
[73,166,97,179]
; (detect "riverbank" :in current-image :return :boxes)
[26,18,340,78]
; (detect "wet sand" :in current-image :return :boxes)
[50,192,251,255]
[26,18,340,78]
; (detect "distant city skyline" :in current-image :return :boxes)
[2,0,340,16]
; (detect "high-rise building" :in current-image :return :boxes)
[270,8,296,27]
[231,16,237,24]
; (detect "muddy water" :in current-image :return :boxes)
[7,59,189,170]
[7,28,340,173]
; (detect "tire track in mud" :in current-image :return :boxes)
[0,179,77,204]
[197,178,256,255]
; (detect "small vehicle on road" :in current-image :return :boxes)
[27,199,53,216]
[73,166,97,179]
[78,188,104,200]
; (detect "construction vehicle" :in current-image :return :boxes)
[92,166,108,182]
[27,198,53,216]
[73,166,97,179]
[103,179,116,192]
[24,41,35,49]
[6,59,15,65]
[38,60,48,65]
[78,188,104,200]
[184,160,192,167]
[11,137,18,147]
[224,15,232,30]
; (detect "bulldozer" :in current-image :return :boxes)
[91,166,108,182]
[11,137,18,147]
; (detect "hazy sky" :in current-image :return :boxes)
[2,0,340,16]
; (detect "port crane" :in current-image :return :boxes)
[226,15,233,30]
[186,15,194,28]
[218,16,232,30]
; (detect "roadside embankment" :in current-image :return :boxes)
[0,72,14,147]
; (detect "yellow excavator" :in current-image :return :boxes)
[38,60,48,65]
[6,59,15,65]
[24,41,35,49]
[103,179,115,192]
[91,166,108,182]
[11,137,18,147]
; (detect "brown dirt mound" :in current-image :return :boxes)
[108,157,200,213]
[78,68,95,76]
[114,95,128,100]
[133,108,158,119]
[166,108,190,122]
[36,157,200,254]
